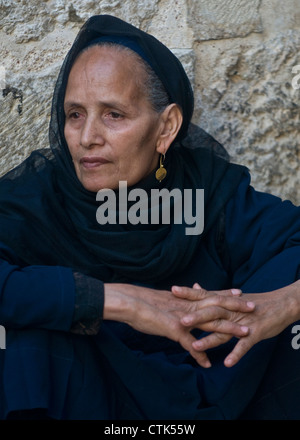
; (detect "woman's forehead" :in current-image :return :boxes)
[72,44,144,76]
[65,46,148,106]
[67,45,144,88]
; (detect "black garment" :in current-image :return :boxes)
[1,173,299,419]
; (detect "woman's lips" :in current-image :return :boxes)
[80,156,110,169]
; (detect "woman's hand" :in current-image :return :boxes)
[176,280,300,368]
[103,282,255,368]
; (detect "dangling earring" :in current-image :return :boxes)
[155,153,167,182]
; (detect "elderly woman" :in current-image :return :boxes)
[0,15,299,420]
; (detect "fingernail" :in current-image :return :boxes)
[241,326,249,333]
[225,357,233,367]
[247,301,255,309]
[203,360,211,368]
[193,283,201,289]
[231,288,242,295]
[173,286,182,292]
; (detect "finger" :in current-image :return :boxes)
[181,299,254,327]
[188,295,255,314]
[172,285,243,300]
[199,319,249,338]
[219,288,242,297]
[224,336,255,367]
[189,347,212,368]
[181,310,250,337]
[172,285,210,300]
[179,331,212,368]
[191,283,242,297]
[192,332,233,351]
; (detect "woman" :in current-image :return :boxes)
[0,14,299,420]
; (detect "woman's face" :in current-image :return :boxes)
[64,45,165,192]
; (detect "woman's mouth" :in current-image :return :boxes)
[80,156,110,169]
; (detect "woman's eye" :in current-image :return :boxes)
[69,112,81,119]
[109,112,123,119]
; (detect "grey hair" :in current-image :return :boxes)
[82,41,171,114]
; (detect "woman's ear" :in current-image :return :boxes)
[156,104,183,154]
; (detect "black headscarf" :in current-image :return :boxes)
[0,15,246,283]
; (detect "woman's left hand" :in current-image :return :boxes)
[172,280,300,367]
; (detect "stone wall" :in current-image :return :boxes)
[0,0,299,204]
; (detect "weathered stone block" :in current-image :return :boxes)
[194,31,300,203]
[187,0,262,40]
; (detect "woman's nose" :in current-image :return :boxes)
[80,116,105,149]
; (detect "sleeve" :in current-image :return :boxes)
[224,173,300,292]
[71,271,104,335]
[0,243,104,333]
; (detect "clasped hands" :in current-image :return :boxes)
[104,280,299,369]
[171,282,299,368]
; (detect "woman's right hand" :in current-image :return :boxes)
[103,283,255,368]
[181,281,300,368]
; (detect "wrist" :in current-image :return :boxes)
[103,283,135,322]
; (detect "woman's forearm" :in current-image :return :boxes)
[286,279,300,324]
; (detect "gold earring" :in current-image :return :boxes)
[155,154,167,182]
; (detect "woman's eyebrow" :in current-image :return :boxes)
[98,100,130,112]
[64,101,82,110]
[64,100,130,112]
